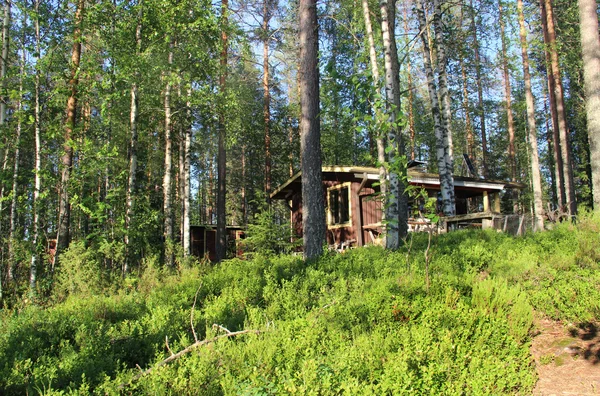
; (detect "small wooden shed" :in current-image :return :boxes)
[270,165,525,248]
[190,225,245,261]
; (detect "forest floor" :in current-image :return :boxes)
[532,318,600,395]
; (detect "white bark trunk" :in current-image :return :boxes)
[417,0,455,216]
[380,0,408,248]
[30,0,42,295]
[163,45,174,265]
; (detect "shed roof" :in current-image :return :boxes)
[270,165,526,200]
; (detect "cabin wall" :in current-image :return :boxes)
[358,186,383,245]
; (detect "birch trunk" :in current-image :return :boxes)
[182,87,192,256]
[417,0,455,216]
[543,0,576,216]
[361,0,387,237]
[433,0,454,174]
[8,43,24,283]
[577,0,600,210]
[381,0,408,247]
[163,45,174,266]
[30,0,42,294]
[0,0,9,165]
[124,2,142,273]
[216,0,228,261]
[517,0,544,231]
[299,0,325,259]
[57,0,85,259]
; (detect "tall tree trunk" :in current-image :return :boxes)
[458,6,474,167]
[57,0,85,260]
[0,0,9,166]
[402,0,416,161]
[499,0,517,183]
[299,0,325,259]
[30,0,42,295]
[381,0,408,247]
[163,45,174,266]
[216,0,228,261]
[433,0,454,174]
[7,41,24,283]
[539,0,565,208]
[517,0,544,231]
[361,0,387,235]
[417,0,455,216]
[470,0,488,176]
[577,0,600,211]
[241,144,247,223]
[182,87,191,256]
[543,0,576,215]
[263,0,272,205]
[124,1,142,273]
[543,88,557,207]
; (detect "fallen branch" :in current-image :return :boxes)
[119,327,260,389]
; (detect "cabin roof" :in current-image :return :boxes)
[270,165,526,200]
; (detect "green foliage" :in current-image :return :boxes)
[241,208,299,256]
[2,219,600,394]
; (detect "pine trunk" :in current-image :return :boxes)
[517,0,544,231]
[543,0,576,215]
[499,0,517,183]
[539,0,565,208]
[299,0,325,259]
[470,0,488,176]
[57,0,85,259]
[402,1,416,161]
[577,0,600,210]
[263,1,272,205]
[216,0,228,261]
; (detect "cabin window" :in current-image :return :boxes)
[327,183,351,227]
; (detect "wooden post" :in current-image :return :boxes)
[492,192,501,213]
[483,191,490,212]
[354,190,363,247]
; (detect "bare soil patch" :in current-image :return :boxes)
[531,318,600,395]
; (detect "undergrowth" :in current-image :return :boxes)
[1,214,598,394]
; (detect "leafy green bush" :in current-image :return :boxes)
[2,219,599,394]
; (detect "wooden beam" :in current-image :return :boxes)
[358,172,368,194]
[354,191,363,247]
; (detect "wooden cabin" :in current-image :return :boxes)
[190,225,245,261]
[270,165,525,249]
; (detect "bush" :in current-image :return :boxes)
[3,220,600,394]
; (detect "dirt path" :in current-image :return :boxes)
[531,319,600,395]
